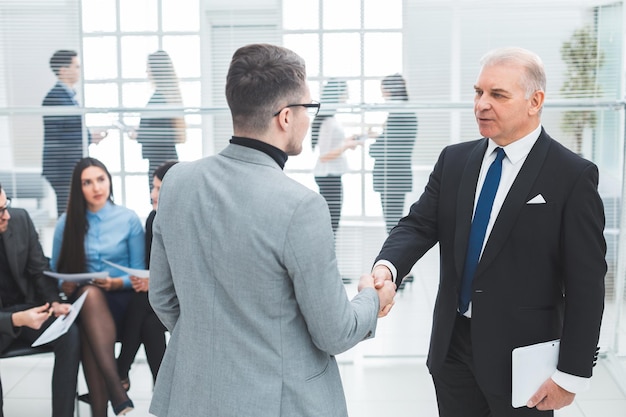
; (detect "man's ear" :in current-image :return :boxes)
[529,90,545,116]
[275,108,293,131]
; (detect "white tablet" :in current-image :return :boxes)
[511,339,560,408]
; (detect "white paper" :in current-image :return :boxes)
[511,339,560,408]
[43,271,108,283]
[103,260,150,279]
[31,290,89,347]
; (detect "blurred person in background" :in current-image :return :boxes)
[312,79,362,236]
[369,73,418,234]
[42,49,107,217]
[130,50,185,187]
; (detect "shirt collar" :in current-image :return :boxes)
[57,81,77,100]
[87,200,114,220]
[486,124,541,165]
[229,136,288,169]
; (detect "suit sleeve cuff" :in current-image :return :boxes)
[373,260,397,281]
[552,370,590,394]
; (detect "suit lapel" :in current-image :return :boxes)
[2,224,20,285]
[454,139,488,279]
[475,130,552,277]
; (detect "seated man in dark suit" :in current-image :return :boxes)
[0,182,80,417]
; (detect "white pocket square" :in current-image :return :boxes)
[526,194,546,204]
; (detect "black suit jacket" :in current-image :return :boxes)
[376,128,606,396]
[0,208,62,350]
[41,82,89,183]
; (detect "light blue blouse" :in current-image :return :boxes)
[51,201,145,289]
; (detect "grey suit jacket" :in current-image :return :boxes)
[0,208,61,350]
[149,143,380,417]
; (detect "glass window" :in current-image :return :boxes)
[364,0,402,29]
[323,0,361,30]
[163,36,201,78]
[83,37,118,80]
[323,33,361,77]
[363,33,403,77]
[162,0,199,31]
[82,0,117,33]
[120,36,160,79]
[119,0,158,32]
[283,0,319,30]
[84,83,119,108]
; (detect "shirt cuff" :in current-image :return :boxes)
[372,260,398,281]
[551,370,590,394]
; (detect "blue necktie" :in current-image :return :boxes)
[458,147,506,314]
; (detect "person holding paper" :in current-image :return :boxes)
[0,183,80,417]
[371,47,606,416]
[148,44,396,417]
[51,157,144,417]
[117,160,177,391]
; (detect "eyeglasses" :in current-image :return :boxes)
[0,198,10,217]
[273,101,320,118]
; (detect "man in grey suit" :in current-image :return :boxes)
[148,43,396,417]
[0,184,80,417]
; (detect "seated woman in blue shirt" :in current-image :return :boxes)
[51,157,144,417]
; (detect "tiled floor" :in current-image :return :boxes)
[2,234,625,416]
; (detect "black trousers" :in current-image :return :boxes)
[431,314,553,417]
[47,177,71,218]
[379,190,406,234]
[315,175,343,235]
[0,304,81,417]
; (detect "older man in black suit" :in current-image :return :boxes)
[0,183,80,417]
[372,47,606,416]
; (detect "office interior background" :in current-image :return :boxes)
[0,0,625,415]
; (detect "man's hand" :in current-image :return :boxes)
[358,273,396,317]
[526,378,575,410]
[372,265,393,289]
[11,304,51,330]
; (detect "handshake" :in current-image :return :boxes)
[358,265,397,318]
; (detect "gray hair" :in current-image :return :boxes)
[480,47,546,99]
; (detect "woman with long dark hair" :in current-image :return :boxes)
[369,73,418,233]
[51,157,144,416]
[311,79,361,235]
[135,50,185,183]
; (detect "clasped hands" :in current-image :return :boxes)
[358,265,397,318]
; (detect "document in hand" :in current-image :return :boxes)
[103,260,150,278]
[511,339,560,408]
[31,290,89,347]
[43,271,108,283]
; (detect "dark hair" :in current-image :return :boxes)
[148,50,183,104]
[56,157,114,273]
[381,73,409,101]
[49,50,77,76]
[225,43,307,133]
[153,160,179,181]
[311,79,348,149]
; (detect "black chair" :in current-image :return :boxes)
[0,340,79,417]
